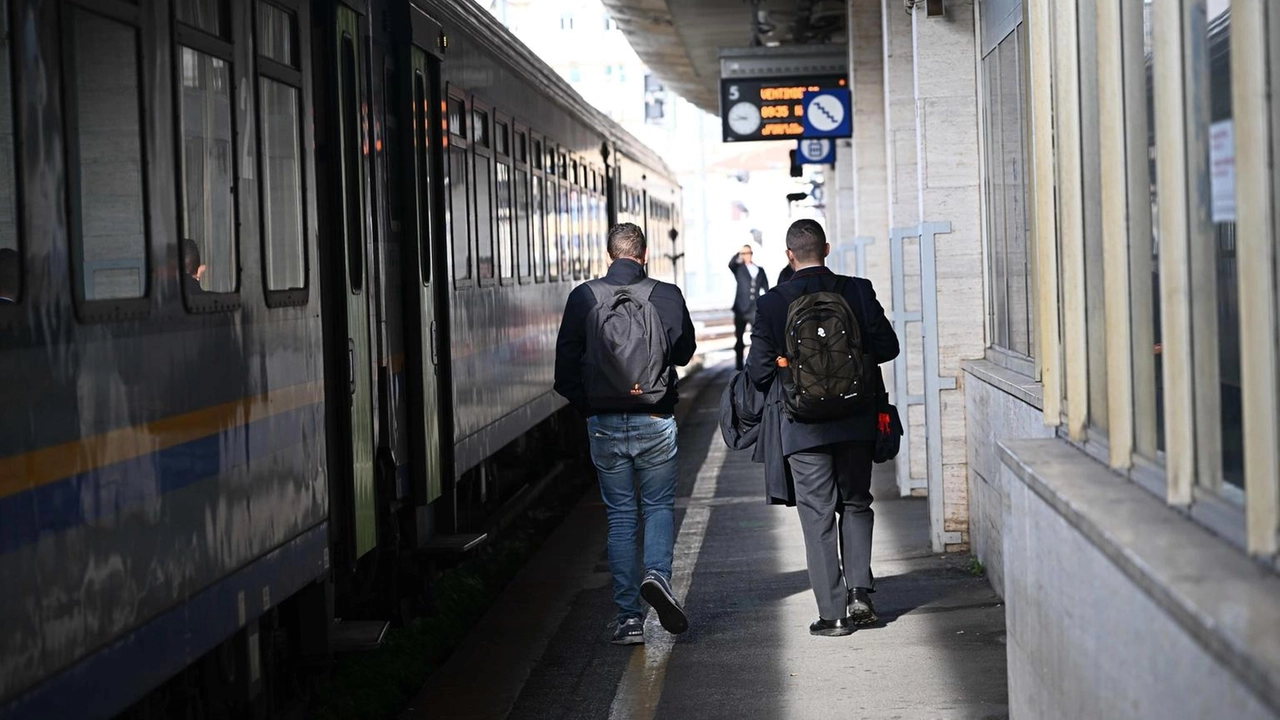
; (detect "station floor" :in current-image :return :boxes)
[404,364,1010,720]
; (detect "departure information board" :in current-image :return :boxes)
[719,74,848,142]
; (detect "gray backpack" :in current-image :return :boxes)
[583,278,670,407]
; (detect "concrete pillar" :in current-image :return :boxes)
[882,0,928,498]
[912,0,984,550]
[849,0,889,295]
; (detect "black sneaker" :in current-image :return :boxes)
[847,587,879,626]
[610,617,644,645]
[640,572,689,634]
[809,617,855,637]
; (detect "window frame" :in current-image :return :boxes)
[471,94,496,286]
[493,110,515,285]
[529,131,546,283]
[445,84,473,288]
[63,0,153,322]
[410,59,432,287]
[0,0,23,320]
[254,0,309,308]
[173,1,242,313]
[513,122,534,284]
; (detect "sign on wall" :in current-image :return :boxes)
[719,74,848,142]
[796,137,836,165]
[801,89,852,138]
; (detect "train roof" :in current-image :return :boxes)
[417,0,681,186]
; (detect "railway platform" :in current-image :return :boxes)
[404,364,1009,720]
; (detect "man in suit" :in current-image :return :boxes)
[746,219,899,637]
[728,244,770,370]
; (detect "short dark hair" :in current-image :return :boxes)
[785,219,826,263]
[607,223,646,261]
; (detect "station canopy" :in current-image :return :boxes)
[600,0,847,115]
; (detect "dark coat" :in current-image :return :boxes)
[728,255,770,318]
[719,370,797,506]
[745,266,899,456]
[554,259,696,416]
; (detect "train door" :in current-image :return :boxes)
[333,3,377,560]
[404,11,449,531]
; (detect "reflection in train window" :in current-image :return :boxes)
[530,157,544,281]
[259,78,305,291]
[447,91,471,282]
[495,151,514,280]
[178,47,237,295]
[447,96,465,139]
[515,137,531,280]
[177,0,228,38]
[0,0,20,304]
[472,109,489,148]
[257,2,297,67]
[495,120,509,157]
[68,8,148,301]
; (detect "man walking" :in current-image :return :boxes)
[746,219,899,637]
[729,244,770,370]
[554,222,697,645]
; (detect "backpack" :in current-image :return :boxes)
[583,277,670,407]
[781,276,871,421]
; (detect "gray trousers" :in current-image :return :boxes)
[786,442,875,620]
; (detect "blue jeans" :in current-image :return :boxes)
[587,413,679,622]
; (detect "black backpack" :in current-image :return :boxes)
[583,277,670,407]
[781,276,871,421]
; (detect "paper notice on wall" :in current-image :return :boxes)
[1210,119,1236,224]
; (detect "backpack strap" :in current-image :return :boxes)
[585,278,612,306]
[633,276,660,301]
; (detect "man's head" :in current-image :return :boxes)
[182,238,201,279]
[0,247,18,301]
[785,219,829,267]
[739,244,754,263]
[607,222,647,263]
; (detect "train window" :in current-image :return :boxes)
[494,118,513,282]
[569,172,581,280]
[447,97,465,139]
[514,128,531,283]
[558,174,570,279]
[413,71,431,284]
[446,90,471,284]
[0,0,19,306]
[67,8,149,306]
[177,47,238,301]
[256,2,296,68]
[177,0,228,38]
[559,151,568,180]
[545,169,559,281]
[472,103,494,281]
[256,1,307,301]
[545,146,555,175]
[495,120,509,157]
[472,108,489,148]
[529,136,545,282]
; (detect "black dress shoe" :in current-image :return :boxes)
[847,588,879,626]
[809,617,855,637]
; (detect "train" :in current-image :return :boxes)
[0,0,683,716]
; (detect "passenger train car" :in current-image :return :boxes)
[0,0,683,716]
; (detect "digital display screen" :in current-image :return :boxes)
[719,75,848,142]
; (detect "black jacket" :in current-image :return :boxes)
[777,265,796,284]
[745,266,899,455]
[728,255,770,318]
[720,370,797,506]
[554,259,696,416]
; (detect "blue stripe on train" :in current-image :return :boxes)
[0,522,329,720]
[0,403,322,556]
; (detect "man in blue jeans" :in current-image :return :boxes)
[554,222,697,645]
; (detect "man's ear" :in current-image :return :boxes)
[822,243,831,258]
